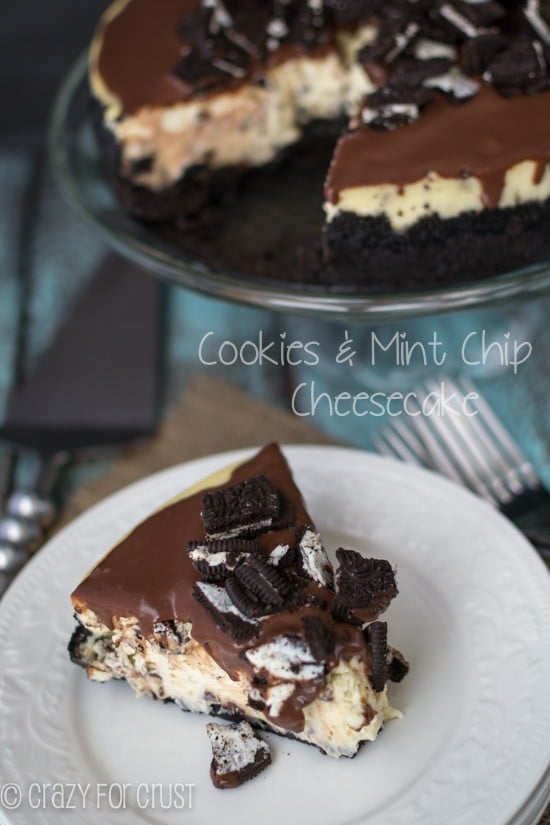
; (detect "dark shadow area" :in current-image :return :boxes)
[0,0,110,139]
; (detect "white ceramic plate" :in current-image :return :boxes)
[1,447,549,825]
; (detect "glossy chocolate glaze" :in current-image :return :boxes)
[97,0,196,113]
[72,445,380,733]
[327,84,550,208]
[97,0,338,113]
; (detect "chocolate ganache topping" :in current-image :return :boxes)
[72,445,401,733]
[354,0,550,130]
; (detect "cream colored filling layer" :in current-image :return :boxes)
[326,160,550,231]
[75,608,399,759]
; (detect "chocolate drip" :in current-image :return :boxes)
[327,84,550,208]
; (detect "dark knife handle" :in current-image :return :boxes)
[0,453,67,597]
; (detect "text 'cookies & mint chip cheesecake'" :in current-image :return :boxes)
[90,0,550,289]
[69,444,408,785]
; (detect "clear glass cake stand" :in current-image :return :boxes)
[49,54,550,321]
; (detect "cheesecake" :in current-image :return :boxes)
[323,1,550,287]
[90,0,550,289]
[91,0,376,223]
[69,444,408,761]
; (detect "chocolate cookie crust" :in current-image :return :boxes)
[323,201,550,290]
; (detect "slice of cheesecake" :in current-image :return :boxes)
[69,444,407,759]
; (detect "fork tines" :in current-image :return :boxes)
[373,376,541,508]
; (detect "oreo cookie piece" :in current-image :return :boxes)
[152,620,191,652]
[245,635,325,681]
[286,0,333,49]
[305,592,328,610]
[461,33,508,75]
[266,12,290,51]
[172,51,232,94]
[68,624,93,668]
[174,2,250,91]
[387,646,410,683]
[175,0,271,87]
[206,720,271,789]
[225,575,264,618]
[264,0,327,51]
[524,0,550,45]
[302,616,335,661]
[335,549,398,612]
[428,2,482,42]
[360,18,421,67]
[330,598,358,625]
[361,100,420,129]
[193,581,259,641]
[367,621,388,692]
[362,84,433,130]
[221,0,269,56]
[299,529,334,588]
[390,56,454,87]
[268,543,296,568]
[447,0,505,29]
[326,0,379,26]
[187,538,259,582]
[235,556,293,608]
[413,37,458,61]
[201,476,281,539]
[485,35,549,95]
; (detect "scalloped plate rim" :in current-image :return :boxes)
[0,445,549,825]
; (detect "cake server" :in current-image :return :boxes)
[0,255,162,596]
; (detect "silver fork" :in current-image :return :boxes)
[372,376,550,559]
